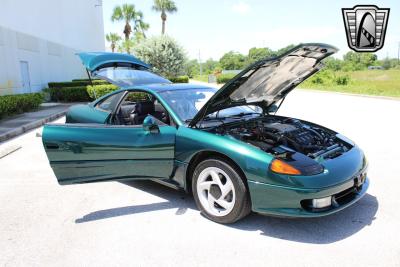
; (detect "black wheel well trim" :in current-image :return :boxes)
[185,150,248,193]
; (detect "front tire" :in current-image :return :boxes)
[192,158,251,224]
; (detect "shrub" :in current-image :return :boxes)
[48,87,91,102]
[72,78,103,82]
[217,73,235,84]
[0,93,44,119]
[125,92,149,102]
[335,74,351,85]
[311,76,325,84]
[92,80,109,85]
[309,70,335,85]
[134,35,187,77]
[48,80,109,88]
[306,70,351,86]
[87,84,118,99]
[168,76,189,83]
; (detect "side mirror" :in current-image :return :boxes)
[143,115,160,134]
[267,104,278,114]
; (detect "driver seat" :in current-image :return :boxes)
[130,101,155,125]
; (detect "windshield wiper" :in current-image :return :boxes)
[225,112,261,118]
[204,112,260,121]
[186,112,260,124]
[203,115,222,121]
[185,116,220,123]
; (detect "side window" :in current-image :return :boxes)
[124,91,151,103]
[96,92,124,112]
[116,91,174,126]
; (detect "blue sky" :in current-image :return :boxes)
[103,0,400,60]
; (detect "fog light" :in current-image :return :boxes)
[312,196,332,209]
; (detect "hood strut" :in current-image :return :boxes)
[274,96,286,115]
[85,68,96,99]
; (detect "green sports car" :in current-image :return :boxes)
[42,43,368,223]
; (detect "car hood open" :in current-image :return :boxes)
[189,43,338,127]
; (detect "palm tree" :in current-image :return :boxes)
[118,39,135,54]
[133,11,149,39]
[105,33,121,52]
[152,0,177,35]
[111,4,149,40]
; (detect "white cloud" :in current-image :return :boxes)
[232,2,250,15]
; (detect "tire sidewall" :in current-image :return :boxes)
[192,158,249,224]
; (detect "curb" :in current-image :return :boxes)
[0,144,21,159]
[0,110,67,143]
[297,88,400,101]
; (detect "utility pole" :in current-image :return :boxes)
[398,42,400,64]
[198,50,202,76]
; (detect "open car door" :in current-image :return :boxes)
[42,53,176,185]
[43,116,176,185]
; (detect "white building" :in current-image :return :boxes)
[0,0,105,95]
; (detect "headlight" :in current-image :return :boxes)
[270,158,324,176]
[270,159,301,175]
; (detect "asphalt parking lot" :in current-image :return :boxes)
[1,89,399,267]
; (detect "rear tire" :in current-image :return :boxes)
[192,158,251,224]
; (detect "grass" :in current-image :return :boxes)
[192,74,209,83]
[299,69,400,98]
[191,69,400,98]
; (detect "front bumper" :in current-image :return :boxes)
[248,176,369,218]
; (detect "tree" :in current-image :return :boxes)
[152,0,177,35]
[202,59,219,74]
[105,33,121,53]
[111,4,149,41]
[323,57,343,71]
[132,11,150,39]
[219,51,246,70]
[343,51,377,70]
[185,59,200,78]
[276,44,296,55]
[134,35,187,77]
[360,53,377,66]
[118,38,136,54]
[246,47,274,65]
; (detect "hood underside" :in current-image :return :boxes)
[189,43,338,127]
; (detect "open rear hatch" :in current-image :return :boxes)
[77,52,171,87]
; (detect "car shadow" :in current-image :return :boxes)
[75,180,196,224]
[230,193,378,244]
[75,180,378,244]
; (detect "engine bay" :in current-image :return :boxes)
[209,116,353,160]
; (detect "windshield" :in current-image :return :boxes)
[94,67,171,87]
[159,88,262,122]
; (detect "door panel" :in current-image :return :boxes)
[43,123,176,185]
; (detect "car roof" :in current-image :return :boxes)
[123,83,216,93]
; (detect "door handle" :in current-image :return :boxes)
[46,143,59,149]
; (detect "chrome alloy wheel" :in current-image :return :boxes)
[196,166,236,217]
